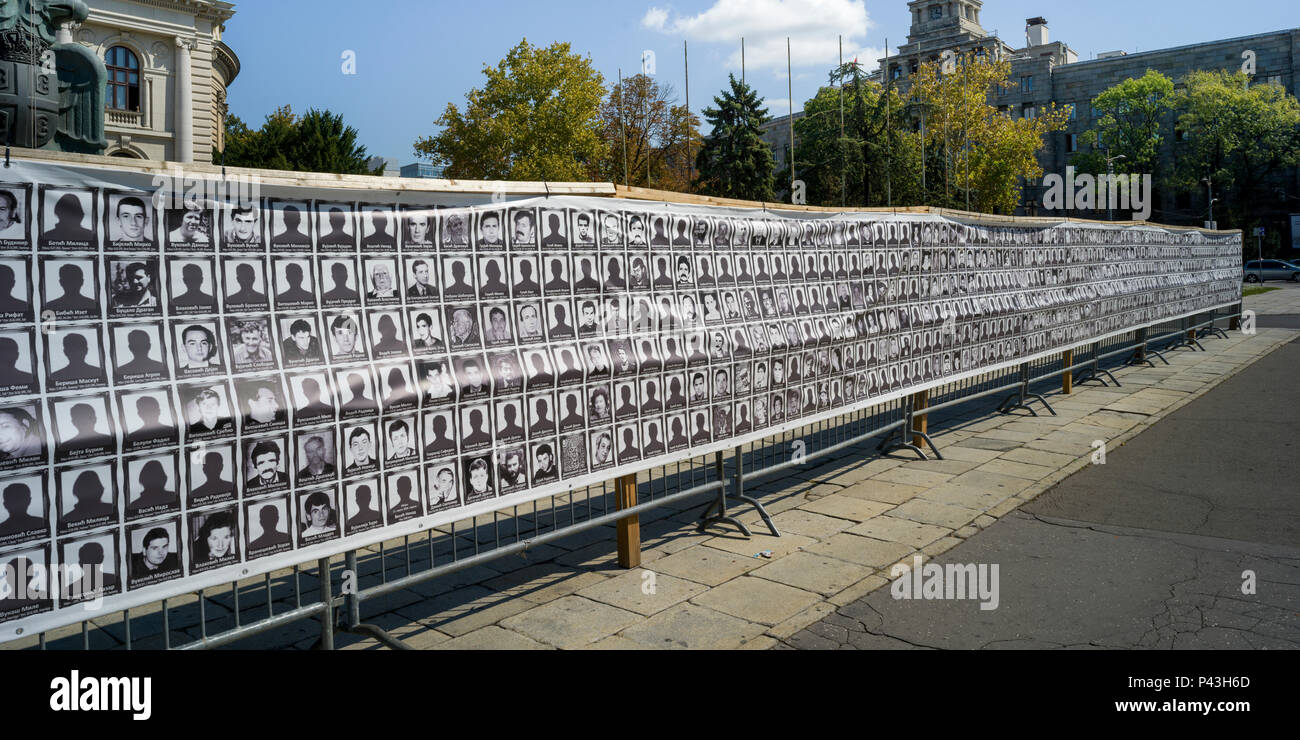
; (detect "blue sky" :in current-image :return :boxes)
[222,1,1297,167]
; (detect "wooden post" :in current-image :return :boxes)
[1229,302,1241,330]
[1062,349,1074,394]
[911,390,929,448]
[615,474,640,569]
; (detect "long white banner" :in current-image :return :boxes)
[0,159,1240,642]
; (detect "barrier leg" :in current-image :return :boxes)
[615,473,642,567]
[878,395,929,459]
[998,363,1055,416]
[316,557,334,651]
[698,452,751,536]
[732,445,780,536]
[337,550,412,650]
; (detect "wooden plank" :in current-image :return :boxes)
[1062,350,1074,394]
[615,474,640,569]
[911,389,929,448]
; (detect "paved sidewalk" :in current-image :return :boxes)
[782,320,1300,649]
[270,291,1293,650]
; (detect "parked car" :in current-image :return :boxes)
[1242,260,1300,282]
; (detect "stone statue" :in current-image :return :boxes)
[0,0,107,153]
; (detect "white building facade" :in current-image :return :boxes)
[63,0,239,163]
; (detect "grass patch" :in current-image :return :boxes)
[1242,286,1281,297]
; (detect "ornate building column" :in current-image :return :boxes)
[175,36,194,162]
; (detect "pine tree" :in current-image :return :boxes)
[694,74,775,201]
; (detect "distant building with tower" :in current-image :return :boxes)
[761,0,1299,227]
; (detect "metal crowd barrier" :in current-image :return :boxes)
[11,303,1242,650]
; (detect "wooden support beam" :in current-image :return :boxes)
[1062,349,1074,394]
[615,474,641,569]
[911,389,929,448]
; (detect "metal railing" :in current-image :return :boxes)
[10,303,1242,651]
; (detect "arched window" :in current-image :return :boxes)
[105,46,141,111]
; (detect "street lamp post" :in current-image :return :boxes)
[1201,176,1215,228]
[1104,148,1126,221]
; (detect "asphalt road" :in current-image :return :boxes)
[784,336,1300,649]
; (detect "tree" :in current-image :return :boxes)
[786,62,921,207]
[1171,70,1300,231]
[694,74,775,201]
[597,73,701,193]
[415,39,607,182]
[1073,69,1175,176]
[219,106,374,175]
[911,53,1069,213]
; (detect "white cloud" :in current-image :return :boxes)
[642,7,669,31]
[641,0,880,72]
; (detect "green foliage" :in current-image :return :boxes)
[414,39,608,182]
[1073,69,1175,176]
[1171,70,1300,229]
[597,73,701,192]
[912,53,1068,213]
[219,105,374,175]
[785,62,921,207]
[694,74,776,201]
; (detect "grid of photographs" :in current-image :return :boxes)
[0,177,1242,625]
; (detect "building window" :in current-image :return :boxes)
[930,6,943,20]
[105,46,141,112]
[1023,105,1037,120]
[1263,74,1282,87]
[1066,133,1078,152]
[891,65,902,80]
[1067,103,1077,121]
[1021,75,1033,93]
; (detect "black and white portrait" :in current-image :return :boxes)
[462,453,495,503]
[186,442,236,508]
[117,387,178,453]
[368,310,409,360]
[402,207,435,250]
[320,257,361,308]
[277,313,325,367]
[0,256,32,324]
[475,209,506,250]
[43,325,107,392]
[404,257,438,301]
[297,486,340,544]
[109,322,169,386]
[272,257,318,310]
[39,186,97,251]
[222,203,263,251]
[244,495,292,560]
[346,478,387,533]
[508,208,536,249]
[325,312,368,364]
[0,473,48,548]
[334,367,379,419]
[244,435,290,496]
[315,202,356,252]
[167,256,217,315]
[235,376,289,433]
[0,184,31,249]
[227,316,278,372]
[165,200,214,249]
[40,256,100,321]
[363,256,401,306]
[294,430,338,487]
[124,451,179,520]
[0,330,38,397]
[104,191,158,250]
[180,381,235,441]
[56,460,116,535]
[360,204,398,251]
[425,461,459,512]
[106,257,161,318]
[268,200,313,251]
[222,257,270,313]
[189,505,240,574]
[126,517,182,589]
